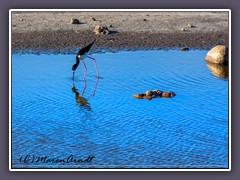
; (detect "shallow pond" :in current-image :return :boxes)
[11,50,229,169]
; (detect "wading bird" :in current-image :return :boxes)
[72,40,100,79]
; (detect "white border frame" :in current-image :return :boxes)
[9,9,231,171]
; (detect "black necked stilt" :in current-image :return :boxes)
[72,40,100,79]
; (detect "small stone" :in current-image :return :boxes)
[93,25,109,35]
[180,47,189,51]
[152,89,161,93]
[109,24,113,28]
[143,19,147,21]
[145,91,153,96]
[205,45,228,64]
[152,90,162,96]
[181,28,186,31]
[146,96,152,100]
[92,17,96,21]
[134,93,145,99]
[71,18,80,24]
[162,91,176,98]
[187,23,193,28]
[152,95,157,98]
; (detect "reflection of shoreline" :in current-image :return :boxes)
[206,61,228,78]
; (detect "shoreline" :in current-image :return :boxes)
[12,30,228,54]
[11,11,229,54]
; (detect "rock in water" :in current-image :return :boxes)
[134,89,175,100]
[134,93,145,99]
[205,45,228,64]
[180,47,189,51]
[162,91,176,98]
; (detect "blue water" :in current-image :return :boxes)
[11,50,229,169]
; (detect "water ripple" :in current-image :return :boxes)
[12,50,229,169]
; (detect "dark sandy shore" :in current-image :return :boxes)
[12,30,228,54]
[11,11,229,53]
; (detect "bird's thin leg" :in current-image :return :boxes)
[92,77,100,96]
[87,56,100,78]
[82,78,87,96]
[82,60,88,79]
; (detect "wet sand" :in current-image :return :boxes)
[11,11,229,53]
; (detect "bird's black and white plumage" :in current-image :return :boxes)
[76,40,95,60]
[72,40,99,79]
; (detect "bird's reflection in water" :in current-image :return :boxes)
[72,77,100,111]
[72,82,91,111]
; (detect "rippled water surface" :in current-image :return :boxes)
[12,50,229,169]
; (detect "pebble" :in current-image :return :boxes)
[93,25,109,35]
[180,47,189,51]
[70,18,80,24]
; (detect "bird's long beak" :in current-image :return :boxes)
[72,70,75,80]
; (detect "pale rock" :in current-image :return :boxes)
[205,45,228,64]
